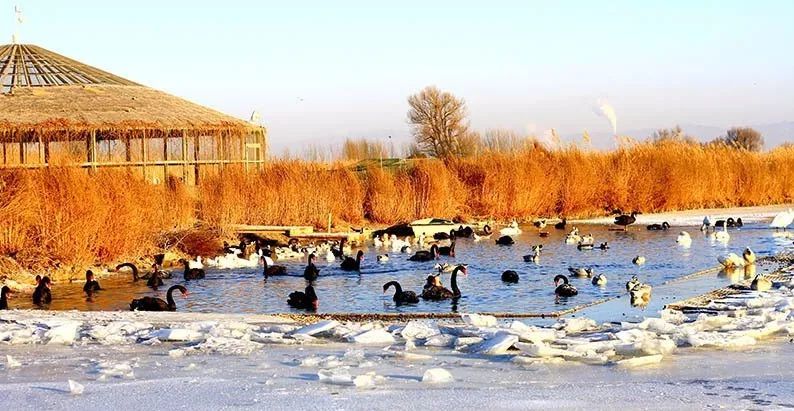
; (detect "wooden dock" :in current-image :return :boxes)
[230,224,370,244]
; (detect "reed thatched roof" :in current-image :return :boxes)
[0,44,261,142]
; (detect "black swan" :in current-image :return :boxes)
[646,222,670,231]
[614,212,639,231]
[83,270,101,293]
[495,235,515,246]
[554,274,578,297]
[129,285,188,311]
[340,250,364,271]
[304,253,320,281]
[261,256,288,278]
[735,217,744,227]
[0,285,12,309]
[117,262,141,281]
[438,238,456,257]
[383,281,419,304]
[147,270,164,289]
[714,219,726,228]
[554,219,567,230]
[501,270,519,283]
[32,276,52,306]
[179,259,206,280]
[409,245,439,262]
[331,239,348,260]
[287,285,318,310]
[421,265,466,300]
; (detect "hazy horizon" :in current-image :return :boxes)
[8,1,794,152]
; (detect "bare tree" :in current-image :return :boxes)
[407,86,472,158]
[718,127,764,151]
[650,125,698,145]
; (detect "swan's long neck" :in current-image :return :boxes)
[166,286,180,309]
[386,281,402,297]
[451,267,461,296]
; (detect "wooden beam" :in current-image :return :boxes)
[19,142,25,164]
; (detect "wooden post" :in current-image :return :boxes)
[87,130,97,173]
[219,134,225,171]
[162,134,168,183]
[194,134,201,185]
[327,213,332,233]
[2,143,6,165]
[43,138,50,167]
[124,136,132,162]
[142,130,148,181]
[181,129,188,183]
[19,141,25,165]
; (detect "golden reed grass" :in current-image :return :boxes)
[0,142,792,271]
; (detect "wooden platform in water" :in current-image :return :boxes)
[231,224,370,244]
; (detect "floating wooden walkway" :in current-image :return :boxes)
[230,224,370,244]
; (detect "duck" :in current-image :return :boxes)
[32,276,52,306]
[390,235,411,253]
[377,254,390,263]
[83,270,101,293]
[632,256,646,265]
[625,275,640,291]
[701,216,712,231]
[421,265,467,300]
[522,245,543,262]
[533,219,547,230]
[591,274,608,286]
[434,262,454,273]
[383,281,419,304]
[629,283,653,306]
[495,236,515,246]
[260,256,287,278]
[743,247,756,265]
[614,211,639,231]
[554,274,578,297]
[288,285,319,310]
[579,234,594,246]
[770,208,794,230]
[554,219,567,230]
[179,259,206,280]
[303,253,320,282]
[501,270,519,283]
[409,245,439,262]
[0,286,12,309]
[598,242,610,250]
[340,250,364,271]
[565,228,582,244]
[750,274,772,292]
[718,253,745,268]
[714,219,727,228]
[325,248,336,262]
[646,222,670,231]
[676,231,692,247]
[373,235,385,248]
[568,267,593,278]
[400,245,412,254]
[726,218,737,228]
[577,241,594,250]
[438,238,456,257]
[129,285,188,311]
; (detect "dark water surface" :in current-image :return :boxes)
[14,223,793,315]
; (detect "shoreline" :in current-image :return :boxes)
[569,203,793,226]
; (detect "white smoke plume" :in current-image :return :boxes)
[593,99,617,135]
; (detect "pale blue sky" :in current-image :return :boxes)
[7,1,794,151]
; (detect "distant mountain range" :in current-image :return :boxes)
[570,122,793,148]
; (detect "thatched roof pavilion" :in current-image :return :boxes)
[0,44,266,183]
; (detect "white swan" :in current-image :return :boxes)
[500,219,522,236]
[325,249,336,262]
[473,232,492,242]
[373,236,384,248]
[711,225,730,242]
[187,256,204,270]
[717,253,744,268]
[676,231,692,247]
[770,208,794,230]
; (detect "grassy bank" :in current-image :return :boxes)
[1,142,792,274]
